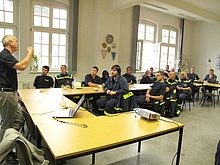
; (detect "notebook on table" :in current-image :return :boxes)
[52,95,85,118]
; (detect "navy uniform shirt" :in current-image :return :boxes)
[54,73,74,88]
[0,49,19,90]
[33,75,54,89]
[84,74,102,86]
[122,73,137,84]
[203,74,217,83]
[187,73,200,82]
[149,81,166,96]
[177,78,193,89]
[140,76,154,84]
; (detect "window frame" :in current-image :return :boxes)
[31,1,69,72]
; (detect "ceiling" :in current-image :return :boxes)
[111,0,220,23]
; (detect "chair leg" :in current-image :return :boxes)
[201,97,206,107]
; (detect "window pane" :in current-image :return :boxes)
[142,42,154,71]
[42,32,49,44]
[160,46,168,69]
[42,6,49,17]
[34,32,41,43]
[59,34,66,45]
[52,57,59,68]
[5,0,13,12]
[162,29,169,43]
[146,25,154,41]
[168,47,175,68]
[60,19,66,29]
[53,8,59,18]
[41,57,49,66]
[59,57,65,65]
[34,16,41,26]
[5,28,13,34]
[138,24,145,40]
[0,11,3,22]
[59,46,66,56]
[5,11,13,23]
[52,45,58,56]
[136,41,142,71]
[42,45,49,56]
[60,9,67,19]
[34,5,41,16]
[170,30,176,44]
[52,33,59,45]
[42,17,49,27]
[53,18,59,28]
[0,0,3,10]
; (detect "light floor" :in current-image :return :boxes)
[44,97,220,165]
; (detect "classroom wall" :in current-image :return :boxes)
[16,0,220,89]
[188,21,220,80]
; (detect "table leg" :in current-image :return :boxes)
[92,153,95,164]
[138,141,141,153]
[176,127,184,165]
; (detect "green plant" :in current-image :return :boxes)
[32,54,39,66]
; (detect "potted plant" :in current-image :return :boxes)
[32,54,39,70]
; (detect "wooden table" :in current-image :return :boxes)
[19,88,184,165]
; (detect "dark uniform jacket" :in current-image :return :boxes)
[104,75,129,98]
[54,73,74,88]
[187,73,200,82]
[177,78,193,93]
[140,75,154,84]
[84,74,102,86]
[33,75,53,89]
[122,73,136,84]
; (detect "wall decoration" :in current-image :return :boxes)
[101,50,107,59]
[106,34,114,44]
[111,52,116,61]
[102,42,107,48]
[107,46,111,53]
[111,43,117,49]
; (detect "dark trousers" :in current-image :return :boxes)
[177,92,188,105]
[96,96,117,114]
[215,140,220,165]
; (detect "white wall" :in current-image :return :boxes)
[188,21,220,80]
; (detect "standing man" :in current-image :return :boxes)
[0,35,34,142]
[33,65,53,89]
[54,64,74,88]
[96,65,129,115]
[122,66,137,84]
[84,66,102,87]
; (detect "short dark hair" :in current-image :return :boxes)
[92,66,99,71]
[157,71,164,76]
[210,68,214,72]
[60,64,67,69]
[102,70,109,77]
[111,64,121,75]
[42,65,50,71]
[126,66,132,71]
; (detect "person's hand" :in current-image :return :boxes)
[146,94,150,102]
[106,90,111,95]
[27,46,34,54]
[109,91,116,95]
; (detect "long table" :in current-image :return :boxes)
[19,87,184,165]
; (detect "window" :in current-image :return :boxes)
[136,20,156,71]
[136,21,179,72]
[32,2,69,71]
[160,26,178,70]
[0,0,15,52]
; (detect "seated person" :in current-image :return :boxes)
[150,67,156,81]
[96,65,129,115]
[163,64,170,80]
[165,72,178,117]
[187,67,201,97]
[136,71,166,116]
[101,70,110,85]
[215,140,220,165]
[84,66,102,110]
[203,68,217,100]
[176,72,193,112]
[122,66,136,84]
[140,69,154,84]
[84,66,102,87]
[170,68,179,80]
[33,65,53,89]
[187,67,201,82]
[54,65,74,88]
